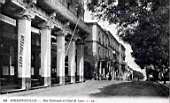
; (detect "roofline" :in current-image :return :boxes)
[86,22,119,42]
[86,22,126,50]
[86,22,107,35]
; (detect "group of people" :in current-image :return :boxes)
[146,65,169,84]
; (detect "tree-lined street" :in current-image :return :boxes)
[0,1,169,103]
[87,0,169,82]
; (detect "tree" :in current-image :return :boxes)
[133,70,144,80]
[87,0,169,71]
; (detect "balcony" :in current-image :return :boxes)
[40,0,90,34]
[58,0,84,20]
[7,0,90,34]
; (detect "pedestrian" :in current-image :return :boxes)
[163,67,169,84]
[158,72,163,82]
[106,73,109,80]
[108,73,112,80]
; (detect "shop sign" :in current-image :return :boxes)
[2,66,9,75]
[18,35,24,68]
[31,67,34,75]
[10,66,15,76]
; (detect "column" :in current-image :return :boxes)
[107,62,110,73]
[132,70,134,80]
[111,66,115,80]
[77,43,84,82]
[68,40,76,83]
[103,65,105,78]
[17,15,32,90]
[94,61,98,80]
[40,24,52,87]
[57,33,65,85]
[99,61,102,80]
[107,62,111,80]
[119,64,122,80]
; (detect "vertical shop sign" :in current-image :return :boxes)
[10,66,15,76]
[18,35,24,68]
[31,67,34,75]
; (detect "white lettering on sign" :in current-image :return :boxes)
[10,66,15,76]
[18,35,24,68]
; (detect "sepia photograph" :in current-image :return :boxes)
[0,0,169,103]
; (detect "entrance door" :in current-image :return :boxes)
[31,33,42,87]
[51,37,57,84]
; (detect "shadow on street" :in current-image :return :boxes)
[90,81,169,97]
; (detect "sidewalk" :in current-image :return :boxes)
[157,81,170,88]
[2,80,123,97]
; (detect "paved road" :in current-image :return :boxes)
[91,81,169,97]
[3,80,169,97]
[4,80,122,97]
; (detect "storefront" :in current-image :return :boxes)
[0,22,43,91]
[0,20,19,90]
[0,0,86,93]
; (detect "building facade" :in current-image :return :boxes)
[84,22,126,80]
[117,44,126,80]
[106,31,120,80]
[0,0,89,93]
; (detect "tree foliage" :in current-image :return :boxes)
[133,70,144,80]
[87,0,169,69]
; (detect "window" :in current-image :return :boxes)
[67,0,72,9]
[98,32,101,43]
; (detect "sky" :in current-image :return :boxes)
[83,1,142,72]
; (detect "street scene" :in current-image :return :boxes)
[0,0,169,103]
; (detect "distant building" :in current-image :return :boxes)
[84,22,126,80]
[117,44,126,80]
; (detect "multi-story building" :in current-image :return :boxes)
[122,65,134,81]
[84,22,126,80]
[0,0,90,93]
[117,44,126,80]
[106,31,120,80]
